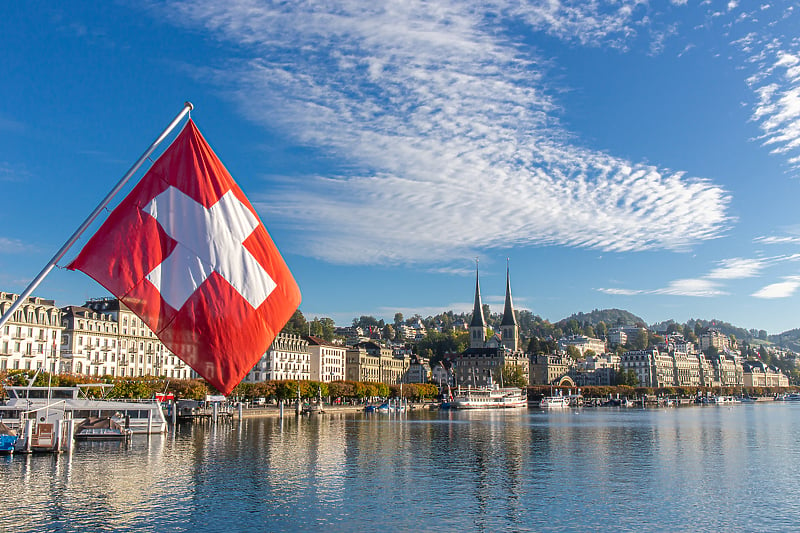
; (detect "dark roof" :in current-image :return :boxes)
[469,267,485,328]
[501,265,517,327]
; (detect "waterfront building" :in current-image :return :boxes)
[570,353,620,387]
[245,333,310,382]
[306,336,346,382]
[452,265,529,387]
[664,336,703,387]
[406,354,431,383]
[345,343,381,382]
[529,353,574,385]
[742,361,789,388]
[348,340,410,384]
[620,349,675,388]
[0,292,63,373]
[60,305,120,377]
[80,298,193,380]
[706,354,743,387]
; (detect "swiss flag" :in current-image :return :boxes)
[68,119,301,395]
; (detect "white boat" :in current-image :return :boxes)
[450,386,527,409]
[777,393,800,402]
[0,384,168,436]
[538,395,571,409]
[710,395,740,405]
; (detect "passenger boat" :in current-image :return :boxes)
[0,384,168,436]
[538,395,570,409]
[449,385,527,409]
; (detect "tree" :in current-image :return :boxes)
[499,364,528,388]
[527,337,541,354]
[566,345,581,360]
[595,321,608,338]
[382,324,395,341]
[283,310,308,335]
[308,317,337,341]
[394,313,404,326]
[629,329,649,350]
[615,369,638,386]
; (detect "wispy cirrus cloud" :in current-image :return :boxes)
[753,276,800,298]
[598,254,800,297]
[161,1,732,266]
[0,162,30,183]
[0,237,37,254]
[725,3,800,172]
[598,278,727,298]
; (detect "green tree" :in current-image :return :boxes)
[394,313,404,326]
[283,310,308,335]
[566,345,581,360]
[499,364,528,388]
[629,329,649,350]
[615,369,638,386]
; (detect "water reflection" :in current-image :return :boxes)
[3,406,800,531]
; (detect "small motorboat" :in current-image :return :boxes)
[74,417,132,441]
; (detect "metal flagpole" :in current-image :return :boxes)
[0,102,194,330]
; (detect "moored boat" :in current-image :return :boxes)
[450,385,527,409]
[0,384,167,435]
[74,416,132,441]
[0,422,18,454]
[538,395,570,409]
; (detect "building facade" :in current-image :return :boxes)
[244,333,309,383]
[306,336,346,382]
[0,292,63,373]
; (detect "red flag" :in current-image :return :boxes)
[68,119,301,395]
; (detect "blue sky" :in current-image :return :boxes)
[2,1,800,334]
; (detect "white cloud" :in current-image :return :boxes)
[706,257,768,279]
[596,287,644,295]
[597,278,726,297]
[597,254,800,297]
[164,1,732,265]
[752,276,800,298]
[653,278,727,297]
[754,235,800,245]
[0,237,36,254]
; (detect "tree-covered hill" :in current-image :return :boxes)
[557,309,645,329]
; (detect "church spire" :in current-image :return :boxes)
[501,259,517,327]
[500,259,519,351]
[469,259,486,348]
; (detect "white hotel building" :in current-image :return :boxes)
[244,333,310,383]
[0,292,63,373]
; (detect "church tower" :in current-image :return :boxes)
[469,262,486,349]
[500,261,519,352]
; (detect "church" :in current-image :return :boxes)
[451,263,530,388]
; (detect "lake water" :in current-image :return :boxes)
[2,402,800,532]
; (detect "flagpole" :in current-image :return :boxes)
[0,102,194,330]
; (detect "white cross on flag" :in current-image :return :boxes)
[68,120,301,395]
